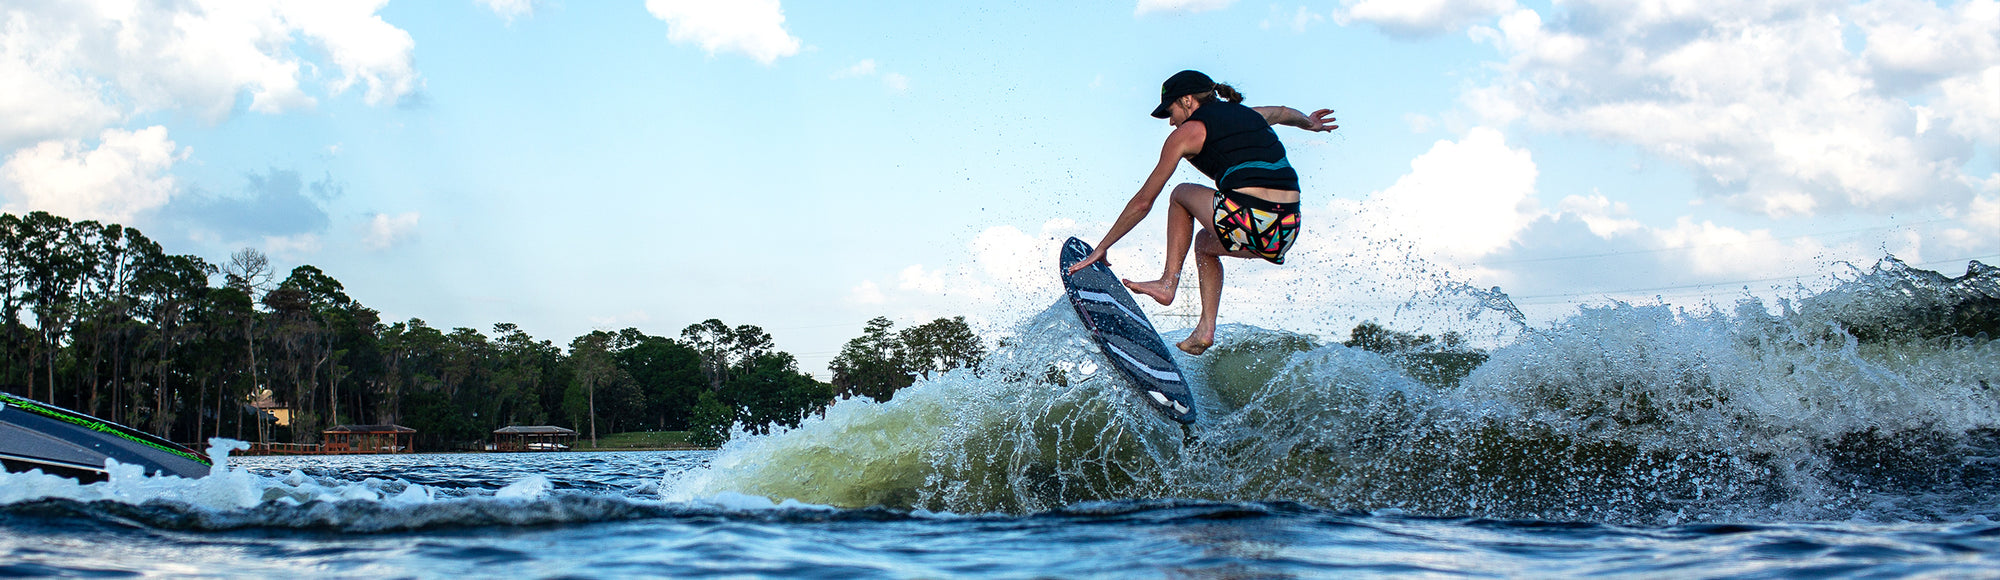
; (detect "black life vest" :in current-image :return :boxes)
[1186,101,1299,192]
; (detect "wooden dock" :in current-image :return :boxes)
[235,424,417,455]
[235,442,412,456]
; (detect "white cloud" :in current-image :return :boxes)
[897,264,952,295]
[1856,0,2000,93]
[0,126,185,223]
[643,0,801,65]
[1556,193,1641,238]
[882,72,910,93]
[281,0,421,107]
[1649,218,1823,278]
[852,220,1094,334]
[262,232,321,259]
[1404,113,1436,133]
[1335,0,1515,36]
[1136,0,1236,16]
[1349,127,1541,260]
[1458,84,1526,126]
[362,211,420,250]
[589,310,653,329]
[0,28,122,152]
[0,0,421,150]
[476,0,535,23]
[847,280,885,305]
[1934,66,2000,142]
[1861,0,2000,142]
[1971,195,2000,231]
[1483,211,1858,310]
[970,225,1044,292]
[1313,127,1841,303]
[1467,0,1996,218]
[835,59,877,78]
[1264,6,1327,32]
[1940,192,2000,251]
[834,59,910,93]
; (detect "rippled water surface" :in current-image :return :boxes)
[3,451,1997,578]
[6,259,2000,577]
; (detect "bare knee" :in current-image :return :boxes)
[1193,229,1227,256]
[1171,183,1215,208]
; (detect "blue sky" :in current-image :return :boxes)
[3,0,1997,376]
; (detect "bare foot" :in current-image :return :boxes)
[1123,277,1178,306]
[1176,335,1213,356]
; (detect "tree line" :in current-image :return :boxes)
[1342,321,1488,389]
[0,211,984,450]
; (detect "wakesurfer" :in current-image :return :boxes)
[1066,70,1337,355]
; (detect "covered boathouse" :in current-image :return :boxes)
[321,425,416,454]
[492,426,578,451]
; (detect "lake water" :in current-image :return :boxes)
[3,450,1997,578]
[4,260,1999,577]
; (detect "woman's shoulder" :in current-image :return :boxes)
[1202,100,1259,116]
[1191,101,1263,127]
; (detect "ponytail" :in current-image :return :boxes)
[1195,83,1246,105]
[1214,83,1243,104]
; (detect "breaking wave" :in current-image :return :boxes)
[669,258,2000,524]
[5,258,1994,528]
[0,444,879,532]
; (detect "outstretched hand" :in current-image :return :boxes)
[1066,248,1109,275]
[1305,109,1338,132]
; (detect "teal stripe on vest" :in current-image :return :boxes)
[1219,158,1292,185]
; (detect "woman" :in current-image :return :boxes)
[1066,70,1337,355]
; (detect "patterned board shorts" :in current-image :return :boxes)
[1212,189,1301,265]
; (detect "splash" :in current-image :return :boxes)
[670,259,2000,524]
[0,440,686,531]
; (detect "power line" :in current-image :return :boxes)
[1226,251,1999,309]
[1509,251,1999,304]
[764,320,872,331]
[1915,252,2000,269]
[1475,218,1953,266]
[1511,274,1812,302]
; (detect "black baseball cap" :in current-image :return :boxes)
[1151,70,1215,118]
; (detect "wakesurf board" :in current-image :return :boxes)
[1058,237,1197,423]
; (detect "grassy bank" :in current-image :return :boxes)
[574,431,709,451]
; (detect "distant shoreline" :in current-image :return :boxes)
[228,446,720,456]
[217,431,718,456]
[572,444,712,454]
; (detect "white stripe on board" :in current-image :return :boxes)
[1103,342,1183,382]
[1076,290,1156,331]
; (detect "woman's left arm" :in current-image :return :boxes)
[1253,106,1338,132]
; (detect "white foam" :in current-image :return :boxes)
[206,438,251,477]
[690,492,838,512]
[390,483,437,505]
[495,474,551,500]
[662,275,2000,523]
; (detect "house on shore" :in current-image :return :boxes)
[322,425,416,454]
[492,426,577,452]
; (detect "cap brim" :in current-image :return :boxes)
[1150,101,1172,119]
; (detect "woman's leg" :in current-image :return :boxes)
[1183,192,1271,355]
[1179,229,1224,355]
[1180,229,1264,355]
[1126,183,1217,306]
